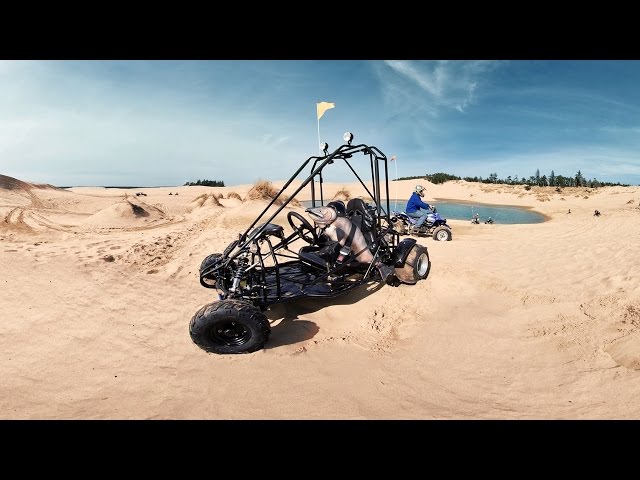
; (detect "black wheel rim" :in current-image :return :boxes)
[209,320,252,346]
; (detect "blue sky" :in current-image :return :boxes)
[1,60,639,187]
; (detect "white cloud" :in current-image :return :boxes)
[385,60,444,97]
[260,133,291,149]
[600,125,640,134]
[0,61,311,186]
[382,60,501,114]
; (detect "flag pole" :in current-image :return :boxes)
[391,155,398,211]
[395,159,398,211]
[317,116,321,154]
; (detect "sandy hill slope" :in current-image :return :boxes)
[0,173,62,191]
[0,174,34,191]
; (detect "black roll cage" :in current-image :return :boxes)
[227,142,394,262]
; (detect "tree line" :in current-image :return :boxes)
[184,179,225,187]
[396,170,629,187]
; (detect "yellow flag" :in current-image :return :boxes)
[316,101,335,120]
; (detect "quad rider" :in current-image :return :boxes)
[405,185,433,234]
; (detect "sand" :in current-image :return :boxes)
[2,173,640,419]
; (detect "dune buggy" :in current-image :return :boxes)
[190,132,431,354]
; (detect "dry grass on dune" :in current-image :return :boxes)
[227,191,242,200]
[332,188,351,201]
[245,180,301,207]
[190,193,208,205]
[190,193,222,208]
[206,194,222,207]
[245,180,278,201]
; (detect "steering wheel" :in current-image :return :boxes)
[287,211,318,245]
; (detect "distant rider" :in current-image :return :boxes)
[405,185,432,233]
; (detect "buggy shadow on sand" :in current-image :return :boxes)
[190,132,432,354]
[263,280,384,349]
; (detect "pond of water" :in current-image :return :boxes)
[301,200,545,224]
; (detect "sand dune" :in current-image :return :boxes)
[0,174,34,191]
[83,197,167,226]
[2,176,640,419]
[0,173,62,192]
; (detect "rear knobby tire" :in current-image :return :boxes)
[432,226,452,241]
[189,299,271,354]
[394,243,430,284]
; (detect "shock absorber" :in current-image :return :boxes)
[229,254,249,293]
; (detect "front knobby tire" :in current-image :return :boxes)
[432,226,452,241]
[189,299,271,354]
[394,243,431,284]
[199,253,223,287]
[199,253,223,274]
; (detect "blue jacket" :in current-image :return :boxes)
[406,192,430,213]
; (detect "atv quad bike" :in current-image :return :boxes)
[390,207,453,241]
[190,132,431,354]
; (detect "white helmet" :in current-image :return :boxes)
[415,185,425,197]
